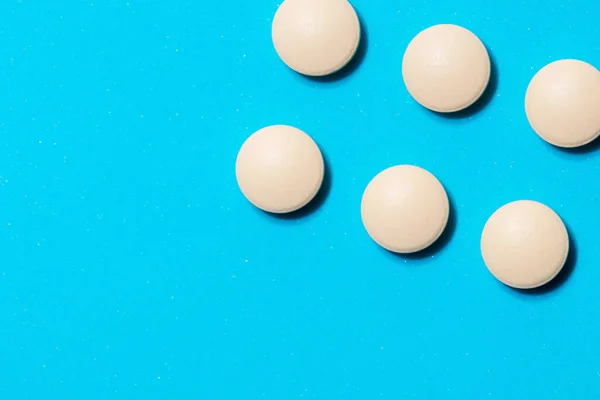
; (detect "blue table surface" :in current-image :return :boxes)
[1,0,600,398]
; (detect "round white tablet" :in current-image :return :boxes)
[402,24,491,113]
[481,200,569,289]
[272,0,361,77]
[361,165,449,254]
[235,125,324,214]
[525,59,600,148]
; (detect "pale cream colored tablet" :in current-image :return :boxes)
[402,24,491,113]
[236,125,324,214]
[361,165,449,254]
[481,200,569,289]
[525,59,600,148]
[272,0,361,76]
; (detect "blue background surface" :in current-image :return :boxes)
[1,0,600,398]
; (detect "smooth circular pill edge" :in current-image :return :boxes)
[235,125,325,214]
[271,0,361,77]
[402,24,491,113]
[525,59,600,148]
[361,165,450,254]
[480,200,569,289]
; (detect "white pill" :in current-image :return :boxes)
[272,0,361,77]
[236,125,324,214]
[361,165,449,254]
[525,59,600,148]
[402,24,491,113]
[481,200,569,289]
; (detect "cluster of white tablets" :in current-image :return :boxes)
[236,0,600,290]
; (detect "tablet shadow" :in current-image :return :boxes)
[434,51,499,119]
[307,13,368,83]
[514,229,577,295]
[386,192,457,260]
[267,155,332,220]
[556,138,600,155]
